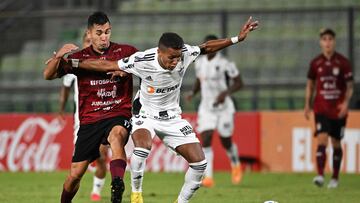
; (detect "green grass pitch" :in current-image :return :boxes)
[0,171,359,203]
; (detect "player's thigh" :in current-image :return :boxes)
[200,130,214,147]
[105,116,132,145]
[314,114,331,146]
[131,115,156,149]
[217,110,234,138]
[328,117,347,142]
[197,107,217,134]
[73,124,103,163]
[159,118,200,153]
[176,142,205,163]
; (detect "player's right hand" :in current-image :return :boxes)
[55,44,79,58]
[304,105,311,120]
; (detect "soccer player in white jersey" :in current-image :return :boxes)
[69,16,258,203]
[186,34,244,187]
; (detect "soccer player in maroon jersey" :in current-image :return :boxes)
[43,12,137,203]
[305,28,354,188]
[57,32,109,201]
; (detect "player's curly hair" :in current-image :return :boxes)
[88,11,110,28]
[158,32,184,50]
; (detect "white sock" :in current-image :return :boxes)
[226,143,240,167]
[130,147,150,192]
[203,147,213,178]
[91,176,105,195]
[178,160,207,203]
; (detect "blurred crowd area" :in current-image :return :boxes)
[0,0,359,113]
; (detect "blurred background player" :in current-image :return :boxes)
[43,11,138,203]
[58,32,108,201]
[186,34,243,187]
[304,28,354,188]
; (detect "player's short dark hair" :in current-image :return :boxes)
[320,28,336,38]
[158,32,184,50]
[204,34,218,42]
[88,11,110,28]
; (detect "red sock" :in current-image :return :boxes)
[332,147,343,180]
[110,159,127,180]
[61,185,78,203]
[316,145,326,176]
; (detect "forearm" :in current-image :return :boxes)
[344,81,354,104]
[305,80,314,107]
[43,57,61,80]
[200,38,235,55]
[78,59,119,72]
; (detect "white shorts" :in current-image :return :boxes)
[131,115,200,151]
[197,106,234,137]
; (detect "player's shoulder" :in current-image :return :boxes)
[182,44,200,55]
[132,47,156,62]
[334,52,350,63]
[110,42,138,54]
[310,54,324,66]
[68,47,89,59]
[216,53,231,63]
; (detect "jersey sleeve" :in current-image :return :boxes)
[307,60,316,80]
[117,51,151,79]
[225,60,240,78]
[62,74,75,87]
[182,44,201,67]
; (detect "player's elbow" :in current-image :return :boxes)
[43,69,54,80]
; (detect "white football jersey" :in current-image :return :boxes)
[195,54,239,110]
[118,44,201,118]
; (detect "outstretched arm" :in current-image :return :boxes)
[77,59,120,72]
[199,16,258,54]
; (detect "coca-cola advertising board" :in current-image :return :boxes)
[0,113,260,172]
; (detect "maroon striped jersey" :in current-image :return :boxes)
[307,52,353,119]
[62,42,137,124]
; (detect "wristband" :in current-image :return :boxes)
[231,36,239,44]
[71,59,79,68]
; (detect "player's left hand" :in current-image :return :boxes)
[107,70,128,80]
[238,16,259,41]
[214,91,228,107]
[337,101,349,118]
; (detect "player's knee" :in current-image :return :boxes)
[67,173,83,184]
[108,127,128,146]
[189,159,207,174]
[133,139,152,150]
[132,130,152,150]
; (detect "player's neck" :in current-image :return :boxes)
[323,51,335,60]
